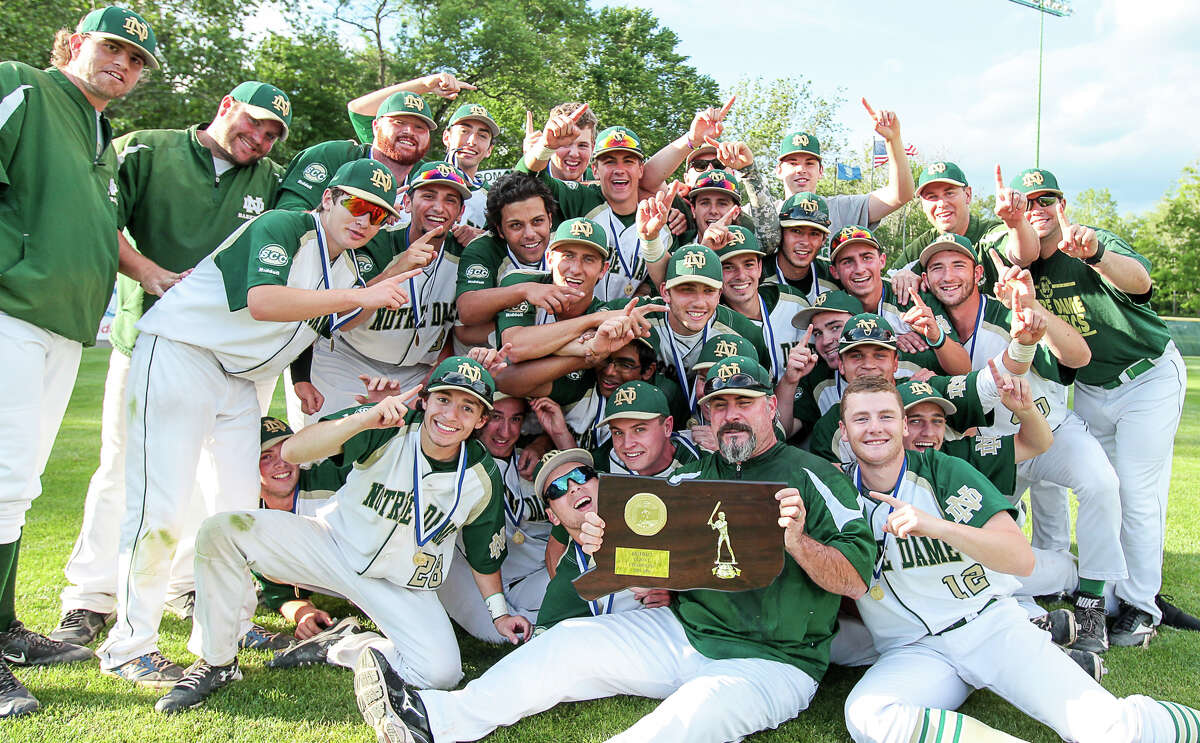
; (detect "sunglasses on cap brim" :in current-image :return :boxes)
[780,206,830,225]
[340,196,396,226]
[544,465,597,500]
[840,326,897,346]
[431,372,492,399]
[703,373,769,398]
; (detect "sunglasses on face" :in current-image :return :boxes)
[690,158,726,171]
[1025,194,1060,210]
[544,465,597,500]
[340,196,395,226]
[434,372,492,398]
[703,373,768,397]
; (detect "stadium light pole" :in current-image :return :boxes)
[1004,0,1072,166]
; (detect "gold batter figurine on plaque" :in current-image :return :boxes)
[707,501,741,579]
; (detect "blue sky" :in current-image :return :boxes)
[598,0,1199,214]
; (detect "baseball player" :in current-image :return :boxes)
[352,354,875,743]
[96,160,415,687]
[306,162,472,417]
[759,192,841,302]
[52,79,292,648]
[532,448,670,633]
[440,102,500,231]
[0,5,158,716]
[918,233,1124,653]
[153,357,525,713]
[534,101,597,184]
[1003,167,1189,646]
[777,290,863,438]
[838,376,1200,743]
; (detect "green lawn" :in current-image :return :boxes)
[6,349,1200,742]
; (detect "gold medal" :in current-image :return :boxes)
[624,283,634,296]
[413,552,425,566]
[869,584,885,601]
[513,531,525,545]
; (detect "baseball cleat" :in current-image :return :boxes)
[1063,647,1107,682]
[1070,592,1109,654]
[238,623,295,651]
[1110,602,1157,648]
[267,617,361,669]
[49,609,114,646]
[1030,608,1077,647]
[0,659,39,718]
[1156,594,1200,632]
[0,621,93,666]
[102,651,185,688]
[154,658,242,714]
[163,592,195,620]
[355,647,433,743]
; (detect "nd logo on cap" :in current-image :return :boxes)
[469,104,488,117]
[1022,171,1045,188]
[792,133,810,147]
[928,162,948,175]
[716,361,742,381]
[613,387,638,406]
[271,95,291,116]
[909,381,935,397]
[682,250,707,269]
[856,317,878,333]
[456,361,482,383]
[369,168,393,192]
[122,15,149,42]
[403,93,423,109]
[798,198,819,213]
[713,339,739,358]
[569,220,594,238]
[708,171,726,182]
[728,230,745,245]
[262,418,289,434]
[436,163,454,177]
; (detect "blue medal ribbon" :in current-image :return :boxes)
[758,293,781,383]
[411,430,469,548]
[312,213,366,349]
[574,542,615,616]
[607,213,642,296]
[856,455,908,593]
[665,318,711,413]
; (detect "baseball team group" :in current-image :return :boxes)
[2,6,1198,742]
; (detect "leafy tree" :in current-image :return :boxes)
[1137,164,1200,317]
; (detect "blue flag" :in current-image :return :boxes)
[836,162,862,181]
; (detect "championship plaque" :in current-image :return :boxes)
[573,473,786,600]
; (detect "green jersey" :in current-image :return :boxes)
[494,271,606,343]
[939,435,1017,502]
[109,125,284,355]
[646,304,770,411]
[1011,230,1170,386]
[667,443,875,680]
[760,254,839,305]
[893,214,1006,296]
[851,450,1020,651]
[0,64,119,344]
[536,536,645,632]
[455,232,546,297]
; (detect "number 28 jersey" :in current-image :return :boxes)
[849,449,1020,653]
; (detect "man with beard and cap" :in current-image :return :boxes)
[352,354,875,743]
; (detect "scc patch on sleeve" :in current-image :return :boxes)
[465,263,490,280]
[302,163,328,183]
[258,244,290,267]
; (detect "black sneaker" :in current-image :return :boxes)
[1031,608,1077,647]
[48,609,113,646]
[267,617,361,669]
[0,658,38,718]
[355,647,433,743]
[238,624,295,651]
[1069,593,1109,654]
[163,592,196,620]
[154,659,242,714]
[0,621,93,666]
[1063,647,1107,682]
[1110,601,1156,648]
[1156,594,1200,632]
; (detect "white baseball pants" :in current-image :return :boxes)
[437,542,546,644]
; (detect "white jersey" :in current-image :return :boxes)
[561,383,611,450]
[317,416,505,585]
[138,212,363,383]
[340,239,460,366]
[850,451,1021,653]
[752,286,811,383]
[460,187,487,229]
[587,204,669,302]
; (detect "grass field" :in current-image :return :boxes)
[6,349,1200,742]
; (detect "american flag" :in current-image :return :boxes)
[873,139,919,167]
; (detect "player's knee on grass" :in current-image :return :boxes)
[194,511,257,559]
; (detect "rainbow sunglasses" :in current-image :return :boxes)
[831,226,879,252]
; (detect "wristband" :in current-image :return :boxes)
[534,144,555,163]
[485,592,511,621]
[1083,241,1106,265]
[926,325,946,349]
[1007,338,1037,363]
[642,234,666,262]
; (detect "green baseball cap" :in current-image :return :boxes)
[917,162,968,194]
[408,161,472,200]
[699,355,772,405]
[838,313,898,354]
[779,192,831,233]
[376,91,437,130]
[790,290,863,330]
[713,226,763,262]
[664,244,723,290]
[777,131,821,162]
[229,81,292,138]
[599,381,670,425]
[899,380,958,416]
[593,126,644,159]
[427,356,496,409]
[547,217,610,259]
[689,169,741,204]
[77,6,159,68]
[533,448,595,501]
[260,416,294,451]
[448,102,500,138]
[329,159,402,219]
[919,232,978,269]
[1010,168,1063,197]
[829,225,883,262]
[694,334,758,372]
